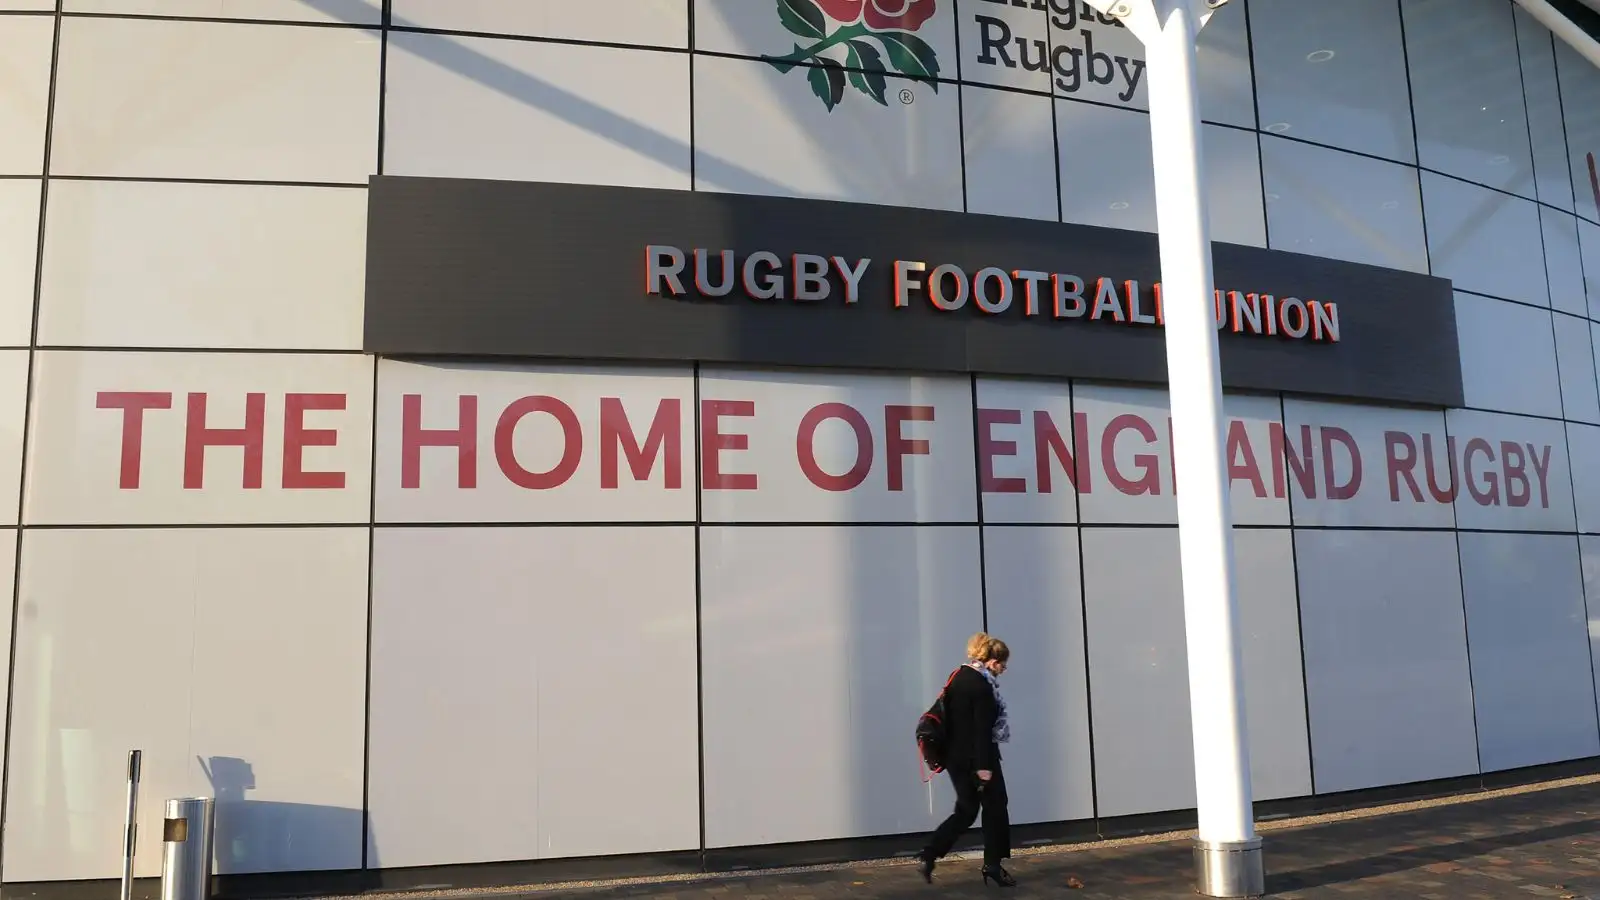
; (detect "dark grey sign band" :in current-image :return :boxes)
[363,176,1463,409]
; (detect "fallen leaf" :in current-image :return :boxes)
[1066,876,1085,889]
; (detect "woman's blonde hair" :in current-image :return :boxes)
[966,632,1010,663]
[986,638,1011,663]
[966,631,993,660]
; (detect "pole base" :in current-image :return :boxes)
[1193,837,1264,898]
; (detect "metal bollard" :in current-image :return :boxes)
[121,751,142,900]
[160,798,214,900]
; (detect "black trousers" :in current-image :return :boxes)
[921,764,1011,866]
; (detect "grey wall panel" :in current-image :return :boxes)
[693,53,963,211]
[699,526,982,847]
[0,179,39,347]
[1249,0,1415,164]
[50,17,379,182]
[1581,536,1600,728]
[1582,219,1600,319]
[961,86,1057,223]
[7,529,365,881]
[1545,208,1589,318]
[1555,313,1600,424]
[1234,528,1314,801]
[66,1,379,23]
[1447,409,1577,533]
[1514,5,1578,211]
[1279,398,1455,530]
[366,527,700,868]
[1082,527,1312,818]
[1081,528,1194,817]
[1423,175,1548,308]
[1570,423,1600,534]
[1296,529,1479,794]
[383,32,690,188]
[1054,104,1266,247]
[1554,41,1600,224]
[1403,0,1534,196]
[1460,532,1599,772]
[1260,137,1428,274]
[0,14,56,176]
[393,0,687,47]
[981,526,1095,824]
[1453,292,1560,418]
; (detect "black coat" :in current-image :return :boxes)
[941,665,1001,771]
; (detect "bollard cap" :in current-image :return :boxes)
[162,796,214,818]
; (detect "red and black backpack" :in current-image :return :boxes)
[915,667,964,780]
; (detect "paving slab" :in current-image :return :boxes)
[341,776,1600,900]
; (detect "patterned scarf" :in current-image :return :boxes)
[970,661,1010,744]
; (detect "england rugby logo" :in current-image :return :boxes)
[763,0,942,111]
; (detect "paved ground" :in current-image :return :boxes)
[396,775,1600,899]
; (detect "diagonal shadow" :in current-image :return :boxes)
[1265,817,1600,892]
[299,0,801,199]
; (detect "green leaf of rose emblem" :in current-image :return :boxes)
[776,0,828,40]
[874,30,940,90]
[808,58,847,111]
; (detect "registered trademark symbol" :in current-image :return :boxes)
[899,88,914,105]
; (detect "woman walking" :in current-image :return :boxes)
[917,632,1014,887]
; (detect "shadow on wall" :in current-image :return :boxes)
[304,0,803,198]
[299,0,971,861]
[201,757,372,874]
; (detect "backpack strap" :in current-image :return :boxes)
[919,667,968,784]
[940,666,963,696]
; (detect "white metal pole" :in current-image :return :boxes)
[1141,1,1263,895]
[1512,0,1600,70]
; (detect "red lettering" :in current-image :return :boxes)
[886,405,935,492]
[495,396,581,490]
[1463,438,1498,505]
[1500,441,1530,508]
[977,408,1025,494]
[797,402,873,492]
[96,391,172,489]
[1421,433,1457,503]
[600,397,682,489]
[401,394,478,489]
[282,393,346,490]
[1529,443,1553,509]
[702,400,757,490]
[1384,431,1422,502]
[1226,420,1267,498]
[1034,409,1090,494]
[184,392,264,490]
[1320,427,1361,500]
[1273,423,1316,498]
[1101,414,1160,496]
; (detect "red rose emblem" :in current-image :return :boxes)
[767,0,943,111]
[814,0,937,32]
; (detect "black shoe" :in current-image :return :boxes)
[980,864,1016,888]
[915,855,935,883]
